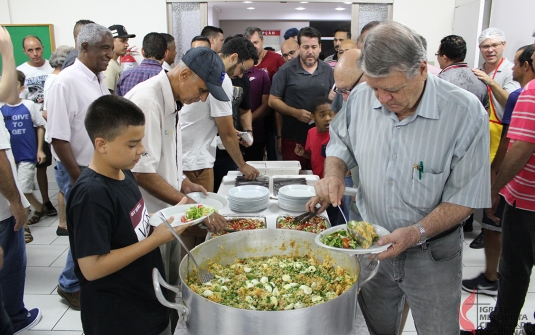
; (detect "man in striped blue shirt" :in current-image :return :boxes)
[308,21,491,334]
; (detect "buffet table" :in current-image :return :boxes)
[215,171,330,228]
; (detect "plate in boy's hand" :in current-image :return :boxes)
[186,192,228,210]
[149,204,215,228]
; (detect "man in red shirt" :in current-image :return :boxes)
[463,35,535,335]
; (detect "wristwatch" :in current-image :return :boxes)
[414,223,427,245]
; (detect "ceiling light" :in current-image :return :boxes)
[300,1,308,3]
[344,1,352,3]
[247,7,255,9]
[243,1,252,3]
[335,7,346,10]
[295,7,305,10]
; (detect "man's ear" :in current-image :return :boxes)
[94,137,107,154]
[80,42,89,53]
[141,48,146,58]
[179,67,192,82]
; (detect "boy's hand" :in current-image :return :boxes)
[294,144,305,156]
[152,216,191,244]
[37,150,46,164]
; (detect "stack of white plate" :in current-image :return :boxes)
[227,185,270,213]
[278,185,316,212]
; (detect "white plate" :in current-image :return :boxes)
[228,185,270,199]
[187,192,228,210]
[149,204,214,227]
[278,185,315,199]
[315,224,392,254]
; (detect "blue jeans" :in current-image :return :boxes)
[358,226,463,335]
[55,162,82,293]
[0,216,28,327]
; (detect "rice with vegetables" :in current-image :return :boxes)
[186,255,356,311]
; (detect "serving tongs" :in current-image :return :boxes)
[294,208,318,224]
[158,212,214,283]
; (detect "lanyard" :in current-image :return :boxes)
[487,57,505,123]
[439,63,469,74]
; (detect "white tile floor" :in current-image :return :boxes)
[18,169,535,334]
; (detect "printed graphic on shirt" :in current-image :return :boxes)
[129,197,152,241]
[3,113,32,135]
[24,75,48,104]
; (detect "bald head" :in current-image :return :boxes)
[281,38,298,62]
[334,49,363,100]
[337,39,357,58]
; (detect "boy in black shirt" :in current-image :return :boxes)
[67,95,190,335]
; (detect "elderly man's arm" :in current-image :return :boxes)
[0,27,18,104]
[133,172,193,205]
[269,95,312,124]
[215,115,259,180]
[52,139,83,185]
[377,203,473,260]
[0,150,28,231]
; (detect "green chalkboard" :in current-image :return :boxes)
[0,24,55,71]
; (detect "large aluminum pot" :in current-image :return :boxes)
[155,229,378,335]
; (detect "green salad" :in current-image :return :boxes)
[181,205,215,223]
[320,230,358,249]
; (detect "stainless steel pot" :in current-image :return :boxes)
[153,229,378,335]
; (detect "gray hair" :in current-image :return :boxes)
[357,21,426,79]
[49,45,74,68]
[77,23,111,50]
[244,27,263,40]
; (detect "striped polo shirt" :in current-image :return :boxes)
[501,79,535,211]
[327,74,491,232]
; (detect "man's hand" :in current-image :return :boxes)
[376,226,420,260]
[0,27,14,55]
[306,196,330,214]
[238,163,259,180]
[472,68,493,86]
[485,192,502,224]
[10,201,28,231]
[37,150,46,164]
[202,212,227,232]
[294,109,312,123]
[312,175,345,207]
[181,177,208,196]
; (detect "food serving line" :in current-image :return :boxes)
[152,165,387,335]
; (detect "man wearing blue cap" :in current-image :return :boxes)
[124,48,228,311]
[284,28,299,41]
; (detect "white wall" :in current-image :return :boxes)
[392,0,456,65]
[0,0,168,63]
[220,20,309,46]
[489,0,534,62]
[208,5,220,27]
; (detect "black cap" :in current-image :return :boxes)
[108,25,136,39]
[181,47,229,102]
[284,28,299,40]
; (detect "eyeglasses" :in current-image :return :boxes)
[434,52,441,56]
[333,73,364,94]
[480,42,504,51]
[239,60,247,75]
[282,50,296,59]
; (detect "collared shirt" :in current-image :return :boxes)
[162,61,173,72]
[125,70,182,213]
[116,59,163,96]
[327,74,491,232]
[0,121,30,221]
[439,63,489,109]
[47,59,109,166]
[103,59,122,92]
[480,58,519,121]
[270,58,334,143]
[501,79,535,211]
[179,74,233,171]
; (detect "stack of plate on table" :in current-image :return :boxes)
[278,185,316,212]
[227,185,270,213]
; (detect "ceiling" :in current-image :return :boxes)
[211,1,353,20]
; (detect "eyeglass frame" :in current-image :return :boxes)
[333,73,364,94]
[282,49,297,59]
[479,42,504,51]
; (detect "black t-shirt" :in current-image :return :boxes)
[231,74,251,130]
[270,57,334,143]
[67,169,169,335]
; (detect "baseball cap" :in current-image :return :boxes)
[284,28,299,40]
[181,47,229,102]
[108,25,136,39]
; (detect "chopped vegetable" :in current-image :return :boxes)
[276,215,329,234]
[180,205,215,223]
[321,221,378,249]
[210,218,266,238]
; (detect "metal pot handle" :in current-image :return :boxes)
[152,268,190,321]
[355,256,380,292]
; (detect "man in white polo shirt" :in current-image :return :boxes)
[46,23,113,309]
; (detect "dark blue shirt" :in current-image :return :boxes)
[502,87,522,125]
[116,59,163,97]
